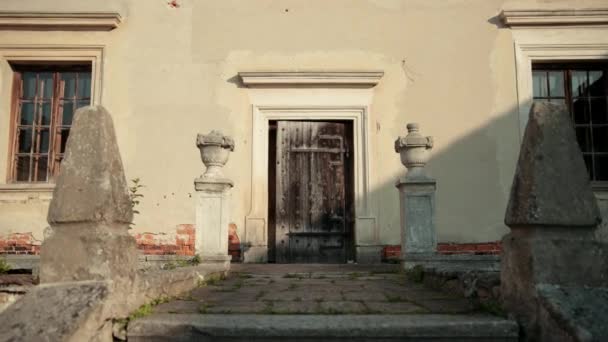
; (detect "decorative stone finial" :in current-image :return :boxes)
[47,106,132,224]
[505,102,601,227]
[394,123,433,178]
[196,131,235,180]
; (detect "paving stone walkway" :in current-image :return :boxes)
[152,264,476,315]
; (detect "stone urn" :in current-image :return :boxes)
[394,123,433,177]
[196,131,235,179]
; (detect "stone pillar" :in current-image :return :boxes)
[194,131,234,264]
[40,105,138,312]
[394,123,437,269]
[502,102,603,341]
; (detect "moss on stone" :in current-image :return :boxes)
[406,265,424,283]
[0,257,11,274]
[126,296,171,322]
[477,300,507,318]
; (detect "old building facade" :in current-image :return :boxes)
[0,0,607,263]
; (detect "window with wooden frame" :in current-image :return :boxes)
[9,64,91,183]
[532,62,608,182]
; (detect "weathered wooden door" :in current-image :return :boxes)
[275,121,353,263]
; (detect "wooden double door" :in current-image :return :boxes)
[270,121,354,263]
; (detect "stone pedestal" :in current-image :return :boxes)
[194,131,235,263]
[394,123,437,269]
[396,176,437,265]
[194,179,233,263]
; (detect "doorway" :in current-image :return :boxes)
[268,120,355,263]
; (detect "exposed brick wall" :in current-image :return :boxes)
[0,229,197,257]
[0,224,243,258]
[133,223,243,258]
[382,245,401,260]
[437,242,501,255]
[133,224,195,256]
[382,242,502,261]
[1,228,499,261]
[0,233,41,255]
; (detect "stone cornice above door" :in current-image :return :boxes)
[500,8,608,27]
[0,11,122,31]
[238,71,384,87]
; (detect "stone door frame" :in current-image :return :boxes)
[239,71,384,263]
[244,106,376,262]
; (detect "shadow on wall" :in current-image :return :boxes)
[371,106,519,246]
[369,102,608,247]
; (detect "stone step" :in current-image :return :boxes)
[127,313,519,341]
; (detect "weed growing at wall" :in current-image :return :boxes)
[113,295,172,337]
[161,254,202,270]
[129,178,145,229]
[406,265,425,283]
[0,257,11,274]
[477,300,507,318]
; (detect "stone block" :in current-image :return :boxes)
[270,301,319,314]
[397,178,437,256]
[501,231,608,340]
[537,284,608,342]
[401,253,500,272]
[153,300,201,314]
[134,263,229,307]
[415,298,475,314]
[502,230,608,288]
[0,281,110,342]
[505,102,601,227]
[40,224,138,296]
[364,301,428,314]
[204,301,267,314]
[318,300,368,314]
[47,106,132,225]
[261,289,343,302]
[342,290,387,301]
[128,313,519,341]
[3,254,39,270]
[194,181,232,262]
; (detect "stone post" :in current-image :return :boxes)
[40,105,139,313]
[395,123,437,269]
[502,102,604,341]
[194,131,234,264]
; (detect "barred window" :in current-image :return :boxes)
[10,64,91,182]
[532,62,608,181]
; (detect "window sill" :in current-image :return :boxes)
[593,183,608,199]
[0,183,55,193]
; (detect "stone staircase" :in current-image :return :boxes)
[126,265,518,341]
[128,313,517,341]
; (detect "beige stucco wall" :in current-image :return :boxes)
[0,0,606,250]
